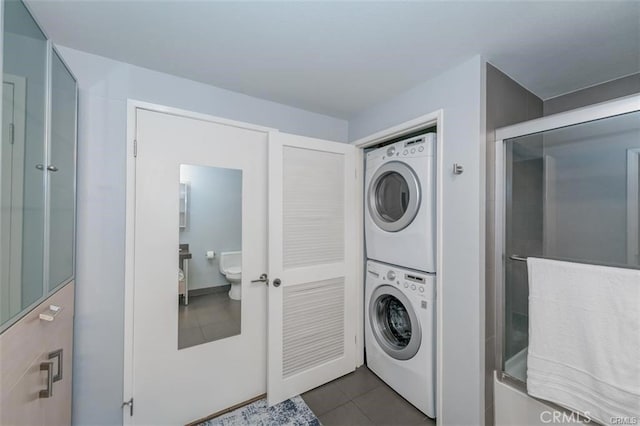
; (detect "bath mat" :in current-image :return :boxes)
[198,395,321,426]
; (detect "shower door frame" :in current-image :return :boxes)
[493,93,640,391]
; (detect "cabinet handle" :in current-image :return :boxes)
[46,165,59,172]
[39,305,62,322]
[39,361,54,398]
[48,349,63,382]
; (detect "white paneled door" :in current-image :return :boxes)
[131,109,269,425]
[129,107,358,424]
[267,133,358,405]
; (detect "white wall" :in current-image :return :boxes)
[55,45,348,426]
[350,56,486,425]
[179,165,242,290]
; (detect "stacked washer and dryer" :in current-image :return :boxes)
[364,133,437,418]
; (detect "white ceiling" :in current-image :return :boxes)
[25,1,640,119]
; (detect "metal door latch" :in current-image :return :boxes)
[251,273,269,286]
[122,398,134,416]
[453,163,464,175]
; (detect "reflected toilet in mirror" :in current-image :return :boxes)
[219,251,242,300]
[177,164,242,350]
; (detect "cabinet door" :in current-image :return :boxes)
[42,304,74,425]
[1,0,48,325]
[0,351,47,426]
[0,283,74,426]
[47,51,77,292]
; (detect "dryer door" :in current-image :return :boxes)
[369,285,421,360]
[367,161,420,232]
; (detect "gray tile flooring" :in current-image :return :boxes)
[178,289,241,349]
[302,366,436,426]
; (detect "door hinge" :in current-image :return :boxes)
[122,397,134,416]
[8,123,15,144]
[133,139,137,157]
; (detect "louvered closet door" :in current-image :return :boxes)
[267,132,358,405]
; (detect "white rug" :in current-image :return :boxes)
[199,396,321,426]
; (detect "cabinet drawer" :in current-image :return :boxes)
[0,282,74,400]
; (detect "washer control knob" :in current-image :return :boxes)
[410,148,416,154]
[386,146,396,157]
[404,283,409,288]
[411,284,416,291]
[419,286,424,293]
[418,146,424,152]
[403,150,408,155]
[386,270,396,281]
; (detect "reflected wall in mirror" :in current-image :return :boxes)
[178,164,242,350]
[1,0,48,325]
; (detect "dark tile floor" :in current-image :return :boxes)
[178,289,241,349]
[302,366,436,426]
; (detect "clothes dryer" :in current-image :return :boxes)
[365,133,436,272]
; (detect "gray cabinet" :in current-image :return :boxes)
[1,1,77,423]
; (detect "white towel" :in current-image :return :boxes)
[526,258,640,425]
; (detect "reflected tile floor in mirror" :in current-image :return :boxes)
[178,287,241,349]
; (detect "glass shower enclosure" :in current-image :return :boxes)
[494,95,640,386]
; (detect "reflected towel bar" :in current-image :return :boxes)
[509,255,527,262]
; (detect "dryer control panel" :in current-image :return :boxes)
[366,132,436,166]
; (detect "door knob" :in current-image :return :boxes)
[273,278,281,287]
[251,273,269,285]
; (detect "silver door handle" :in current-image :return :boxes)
[251,273,269,285]
[47,165,59,172]
[39,361,54,398]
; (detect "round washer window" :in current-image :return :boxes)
[367,161,420,233]
[369,285,421,360]
[376,294,412,348]
[375,172,411,222]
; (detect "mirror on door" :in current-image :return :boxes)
[178,164,242,349]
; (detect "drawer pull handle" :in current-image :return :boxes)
[39,361,54,398]
[49,349,63,382]
[39,305,62,322]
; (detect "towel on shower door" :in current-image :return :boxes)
[526,258,640,424]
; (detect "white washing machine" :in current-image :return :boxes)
[365,260,436,418]
[365,133,436,273]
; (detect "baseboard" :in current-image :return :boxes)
[188,285,230,297]
[185,393,266,426]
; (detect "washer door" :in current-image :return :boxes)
[367,161,421,232]
[369,285,421,360]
